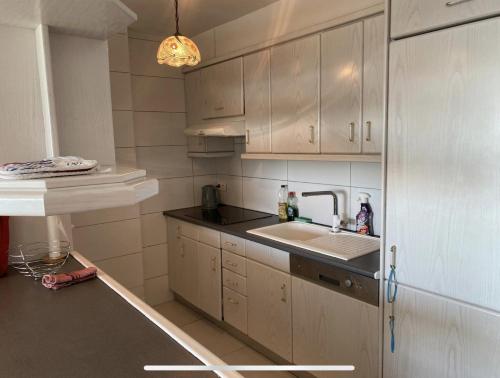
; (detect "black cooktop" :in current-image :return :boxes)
[183,205,272,225]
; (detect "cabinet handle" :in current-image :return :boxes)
[224,241,237,248]
[348,122,355,142]
[281,283,287,303]
[176,225,181,239]
[211,256,216,272]
[365,121,372,142]
[246,130,250,145]
[214,106,225,111]
[225,260,237,267]
[180,244,185,258]
[308,125,314,144]
[446,0,472,6]
[227,297,239,305]
[225,279,238,287]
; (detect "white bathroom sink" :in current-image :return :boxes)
[247,222,380,261]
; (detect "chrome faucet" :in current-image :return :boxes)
[301,191,341,233]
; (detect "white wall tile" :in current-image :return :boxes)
[136,146,192,178]
[134,111,186,146]
[242,159,287,180]
[144,275,173,305]
[288,161,350,186]
[193,158,217,176]
[115,147,137,167]
[242,177,286,214]
[287,182,350,227]
[141,212,167,247]
[351,162,382,189]
[350,187,382,236]
[193,175,218,206]
[216,143,243,176]
[128,37,184,78]
[218,175,243,207]
[112,110,135,147]
[143,243,168,279]
[131,76,185,112]
[73,218,142,261]
[110,71,132,110]
[108,33,130,73]
[141,177,195,214]
[71,205,140,227]
[97,252,143,289]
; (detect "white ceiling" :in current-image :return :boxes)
[121,0,278,37]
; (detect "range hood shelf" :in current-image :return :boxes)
[0,167,158,216]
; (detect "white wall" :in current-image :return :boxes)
[217,140,382,235]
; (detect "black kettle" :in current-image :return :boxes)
[201,185,220,210]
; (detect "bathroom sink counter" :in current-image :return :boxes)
[165,206,380,279]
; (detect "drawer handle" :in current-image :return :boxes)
[227,297,239,305]
[226,279,239,288]
[446,0,472,6]
[308,125,314,144]
[225,260,238,267]
[365,121,372,142]
[348,122,355,142]
[214,106,225,111]
[224,241,237,247]
[246,129,250,145]
[211,256,216,272]
[281,283,287,303]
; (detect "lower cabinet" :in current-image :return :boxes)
[223,287,248,333]
[174,236,198,305]
[292,276,379,378]
[247,260,292,361]
[197,242,222,320]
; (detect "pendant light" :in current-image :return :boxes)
[157,0,201,67]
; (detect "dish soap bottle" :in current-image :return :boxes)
[287,192,299,221]
[278,185,289,222]
[356,192,374,235]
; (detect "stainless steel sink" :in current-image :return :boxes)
[247,222,380,261]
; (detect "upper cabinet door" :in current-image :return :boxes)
[185,70,203,125]
[362,15,385,154]
[386,18,500,312]
[201,57,244,119]
[244,50,271,153]
[321,22,363,153]
[391,0,500,39]
[271,35,320,153]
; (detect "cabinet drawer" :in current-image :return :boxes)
[245,240,290,273]
[223,268,247,296]
[391,0,500,38]
[179,221,198,240]
[221,233,245,256]
[198,227,220,248]
[222,250,246,276]
[223,287,248,334]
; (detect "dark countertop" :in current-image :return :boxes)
[0,258,214,378]
[165,206,380,279]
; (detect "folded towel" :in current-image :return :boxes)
[42,267,97,290]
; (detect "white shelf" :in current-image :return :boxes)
[241,153,382,163]
[0,0,137,39]
[0,167,158,216]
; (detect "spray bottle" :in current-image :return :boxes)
[356,192,373,236]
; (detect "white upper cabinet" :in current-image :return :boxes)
[321,22,363,154]
[386,17,500,311]
[201,57,244,119]
[362,15,385,153]
[244,50,271,153]
[391,0,500,38]
[271,35,320,153]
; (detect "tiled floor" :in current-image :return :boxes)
[154,300,295,378]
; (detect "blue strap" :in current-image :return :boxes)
[389,316,395,353]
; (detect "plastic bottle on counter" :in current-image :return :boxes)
[278,185,289,222]
[356,192,374,235]
[287,192,299,221]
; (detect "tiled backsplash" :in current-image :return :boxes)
[216,141,382,235]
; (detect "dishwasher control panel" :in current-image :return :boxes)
[290,254,379,306]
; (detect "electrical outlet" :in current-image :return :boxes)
[218,183,227,192]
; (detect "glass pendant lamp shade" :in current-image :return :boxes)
[157,0,201,67]
[157,34,201,67]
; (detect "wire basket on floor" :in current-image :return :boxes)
[9,241,71,280]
